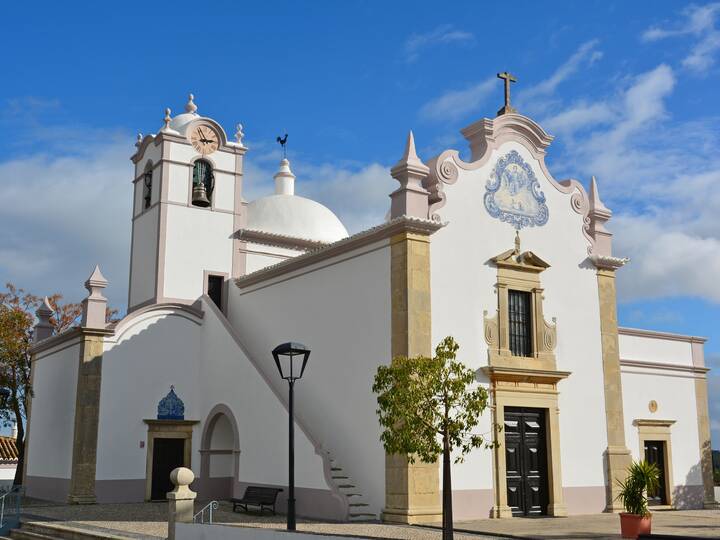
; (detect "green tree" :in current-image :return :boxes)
[372,337,494,540]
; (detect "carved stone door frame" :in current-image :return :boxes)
[143,419,199,501]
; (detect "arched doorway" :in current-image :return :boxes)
[199,405,240,500]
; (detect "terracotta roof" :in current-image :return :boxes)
[0,436,18,462]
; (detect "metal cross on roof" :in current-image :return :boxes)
[497,71,518,116]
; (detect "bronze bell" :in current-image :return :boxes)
[192,182,210,207]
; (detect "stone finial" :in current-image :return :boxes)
[34,296,55,343]
[163,108,172,131]
[185,93,197,114]
[588,176,614,258]
[234,123,245,144]
[167,467,197,540]
[135,133,143,147]
[81,265,108,329]
[389,131,430,219]
[274,158,296,195]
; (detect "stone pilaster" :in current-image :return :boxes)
[596,268,632,512]
[383,231,442,524]
[67,330,108,504]
[694,375,719,509]
[68,266,112,503]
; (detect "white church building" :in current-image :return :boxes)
[24,89,717,522]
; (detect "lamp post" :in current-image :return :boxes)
[272,342,310,531]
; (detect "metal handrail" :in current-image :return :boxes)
[192,500,219,524]
[0,485,23,529]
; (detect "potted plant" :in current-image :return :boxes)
[616,460,661,539]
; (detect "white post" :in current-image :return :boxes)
[167,467,196,540]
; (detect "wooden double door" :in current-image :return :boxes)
[504,407,549,516]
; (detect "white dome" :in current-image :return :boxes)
[169,112,198,133]
[247,194,348,244]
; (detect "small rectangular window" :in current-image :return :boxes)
[508,290,533,357]
[207,275,223,310]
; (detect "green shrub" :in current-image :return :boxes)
[616,460,660,517]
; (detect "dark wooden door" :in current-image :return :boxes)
[644,440,667,505]
[151,438,185,500]
[504,407,548,516]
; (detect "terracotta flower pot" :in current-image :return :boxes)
[619,512,652,539]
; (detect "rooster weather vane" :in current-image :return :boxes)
[276,133,288,158]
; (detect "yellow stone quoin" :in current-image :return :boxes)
[383,231,442,524]
[596,268,632,512]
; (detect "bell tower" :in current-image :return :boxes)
[127,94,248,312]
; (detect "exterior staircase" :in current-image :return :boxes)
[10,522,133,540]
[327,456,377,521]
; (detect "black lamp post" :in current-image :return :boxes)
[272,342,310,531]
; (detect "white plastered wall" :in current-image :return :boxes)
[97,310,202,480]
[195,297,327,491]
[430,141,608,500]
[162,205,233,301]
[129,209,158,308]
[620,362,703,507]
[95,300,328,494]
[26,341,80,480]
[227,241,392,516]
[619,334,693,366]
[244,243,303,274]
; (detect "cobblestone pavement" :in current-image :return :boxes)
[20,499,498,540]
[19,499,720,540]
[446,508,720,539]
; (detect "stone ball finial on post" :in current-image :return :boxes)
[167,467,197,540]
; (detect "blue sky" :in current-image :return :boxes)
[1,1,720,446]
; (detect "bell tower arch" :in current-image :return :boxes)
[127,95,248,311]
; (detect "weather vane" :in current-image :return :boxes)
[276,133,289,158]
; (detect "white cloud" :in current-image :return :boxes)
[613,216,720,302]
[541,101,614,136]
[540,63,720,304]
[642,3,720,72]
[404,25,475,63]
[0,133,133,310]
[419,78,495,122]
[520,40,603,105]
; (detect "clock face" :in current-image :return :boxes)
[190,125,219,155]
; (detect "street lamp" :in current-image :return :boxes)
[272,342,310,531]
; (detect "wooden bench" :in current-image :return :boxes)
[231,486,284,515]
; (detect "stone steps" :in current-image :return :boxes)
[326,455,378,521]
[11,522,133,540]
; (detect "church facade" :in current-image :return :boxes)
[24,92,717,521]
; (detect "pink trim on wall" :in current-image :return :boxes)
[451,489,494,520]
[95,479,146,503]
[563,486,606,515]
[26,476,70,502]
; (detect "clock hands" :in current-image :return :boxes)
[196,127,215,145]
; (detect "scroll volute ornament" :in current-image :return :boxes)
[483,310,499,349]
[542,317,558,353]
